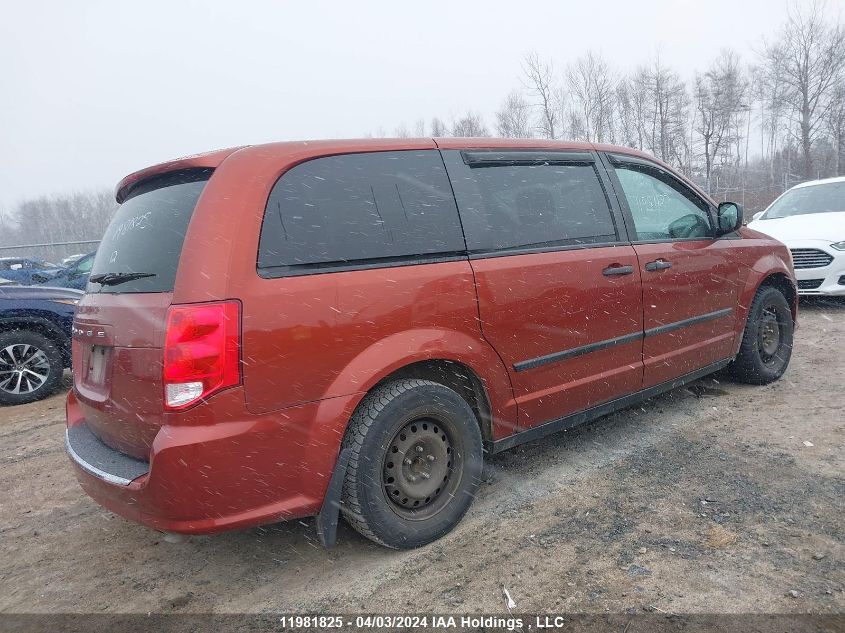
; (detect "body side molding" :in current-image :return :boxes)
[643,308,733,338]
[513,331,642,372]
[512,308,733,372]
[489,358,732,454]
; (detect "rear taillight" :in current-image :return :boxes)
[163,301,240,410]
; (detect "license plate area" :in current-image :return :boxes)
[87,345,109,385]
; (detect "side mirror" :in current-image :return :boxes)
[752,211,764,221]
[717,202,743,236]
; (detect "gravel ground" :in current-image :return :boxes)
[0,299,842,617]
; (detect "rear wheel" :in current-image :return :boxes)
[728,286,793,385]
[0,330,64,405]
[340,379,483,549]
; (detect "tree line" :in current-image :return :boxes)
[0,190,114,262]
[2,2,842,258]
[384,2,845,212]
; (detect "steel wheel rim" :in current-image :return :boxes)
[382,416,462,520]
[0,344,51,395]
[758,306,782,361]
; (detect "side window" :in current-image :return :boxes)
[612,161,713,241]
[442,151,618,252]
[258,150,465,271]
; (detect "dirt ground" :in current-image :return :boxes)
[0,299,843,617]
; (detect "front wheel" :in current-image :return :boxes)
[727,285,794,385]
[340,379,483,549]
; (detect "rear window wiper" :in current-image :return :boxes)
[89,272,156,286]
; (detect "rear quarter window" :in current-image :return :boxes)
[89,169,212,293]
[257,150,465,274]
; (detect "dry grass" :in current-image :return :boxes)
[703,525,739,548]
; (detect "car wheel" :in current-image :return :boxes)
[0,330,64,405]
[340,379,483,549]
[728,285,794,385]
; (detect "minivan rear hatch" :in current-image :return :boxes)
[73,169,212,460]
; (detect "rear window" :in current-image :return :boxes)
[257,150,465,274]
[89,169,211,293]
[442,150,618,253]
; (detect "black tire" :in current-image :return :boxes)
[0,330,64,405]
[727,285,794,385]
[340,379,483,549]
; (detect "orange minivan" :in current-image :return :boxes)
[66,138,796,548]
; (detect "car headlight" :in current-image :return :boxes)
[831,241,845,251]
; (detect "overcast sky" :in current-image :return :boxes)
[1,0,842,210]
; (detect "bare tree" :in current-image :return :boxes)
[615,77,647,150]
[762,1,845,178]
[413,119,426,136]
[694,49,748,192]
[565,52,618,143]
[628,57,691,171]
[430,117,449,137]
[522,52,561,139]
[495,90,534,138]
[826,80,845,175]
[0,211,13,245]
[394,123,411,138]
[451,111,490,137]
[752,43,791,184]
[0,190,116,260]
[565,108,588,141]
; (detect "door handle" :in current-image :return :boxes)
[644,259,672,272]
[602,264,634,276]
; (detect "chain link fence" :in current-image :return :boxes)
[0,240,101,266]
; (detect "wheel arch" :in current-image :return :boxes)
[371,359,495,442]
[758,272,797,319]
[734,259,797,356]
[0,316,70,366]
[321,327,517,442]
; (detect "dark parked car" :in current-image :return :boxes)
[66,139,795,549]
[0,285,80,405]
[61,253,88,267]
[0,257,63,286]
[41,252,96,290]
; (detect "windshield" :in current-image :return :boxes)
[89,169,211,293]
[764,181,845,219]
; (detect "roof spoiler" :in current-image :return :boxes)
[114,147,245,203]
